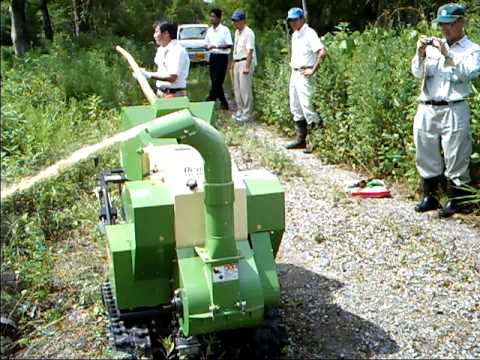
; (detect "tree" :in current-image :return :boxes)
[9,0,29,56]
[39,0,54,40]
[165,0,209,24]
[72,0,91,36]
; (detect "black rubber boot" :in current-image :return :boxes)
[415,176,441,212]
[303,121,323,154]
[286,120,307,149]
[439,182,468,218]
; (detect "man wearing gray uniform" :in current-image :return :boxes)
[411,3,480,217]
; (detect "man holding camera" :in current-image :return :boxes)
[411,3,480,217]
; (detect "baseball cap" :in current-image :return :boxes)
[432,3,465,24]
[287,7,304,20]
[231,10,246,22]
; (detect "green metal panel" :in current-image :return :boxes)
[121,105,156,129]
[245,177,285,234]
[269,230,284,257]
[124,180,175,281]
[106,223,171,310]
[176,240,264,337]
[250,232,280,306]
[189,102,216,125]
[152,97,191,117]
[152,97,215,125]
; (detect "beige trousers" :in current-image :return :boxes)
[233,61,254,120]
[413,101,472,185]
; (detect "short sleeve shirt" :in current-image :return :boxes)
[233,25,257,66]
[290,24,324,69]
[205,23,233,55]
[154,40,190,89]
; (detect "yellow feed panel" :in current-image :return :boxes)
[143,144,248,248]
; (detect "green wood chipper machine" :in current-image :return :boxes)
[97,94,287,358]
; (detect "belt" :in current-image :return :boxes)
[234,57,247,62]
[293,66,313,71]
[158,88,186,94]
[421,99,465,106]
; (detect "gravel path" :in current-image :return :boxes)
[230,123,480,359]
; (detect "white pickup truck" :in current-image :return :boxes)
[177,24,210,64]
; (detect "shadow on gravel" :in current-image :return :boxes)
[278,263,399,359]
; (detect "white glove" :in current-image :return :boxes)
[133,68,152,80]
[141,68,152,79]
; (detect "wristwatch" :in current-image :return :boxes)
[444,52,454,65]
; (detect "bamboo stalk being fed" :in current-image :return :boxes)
[115,45,158,105]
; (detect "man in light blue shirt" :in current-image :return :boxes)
[411,3,480,217]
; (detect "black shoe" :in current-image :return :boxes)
[438,201,459,218]
[286,139,306,149]
[414,195,440,212]
[221,103,229,110]
[438,181,469,218]
[286,120,307,150]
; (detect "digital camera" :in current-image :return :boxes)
[424,37,434,45]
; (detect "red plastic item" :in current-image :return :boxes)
[350,187,391,198]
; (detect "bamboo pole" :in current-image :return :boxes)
[115,45,158,105]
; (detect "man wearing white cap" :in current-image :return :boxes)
[285,7,327,152]
[231,9,256,122]
[411,3,480,217]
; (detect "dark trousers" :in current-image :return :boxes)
[207,53,229,108]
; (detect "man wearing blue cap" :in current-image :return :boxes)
[231,10,256,122]
[411,3,480,217]
[285,7,327,152]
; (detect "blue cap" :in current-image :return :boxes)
[231,10,246,22]
[287,7,304,20]
[433,3,465,24]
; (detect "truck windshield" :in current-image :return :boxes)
[179,27,207,40]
